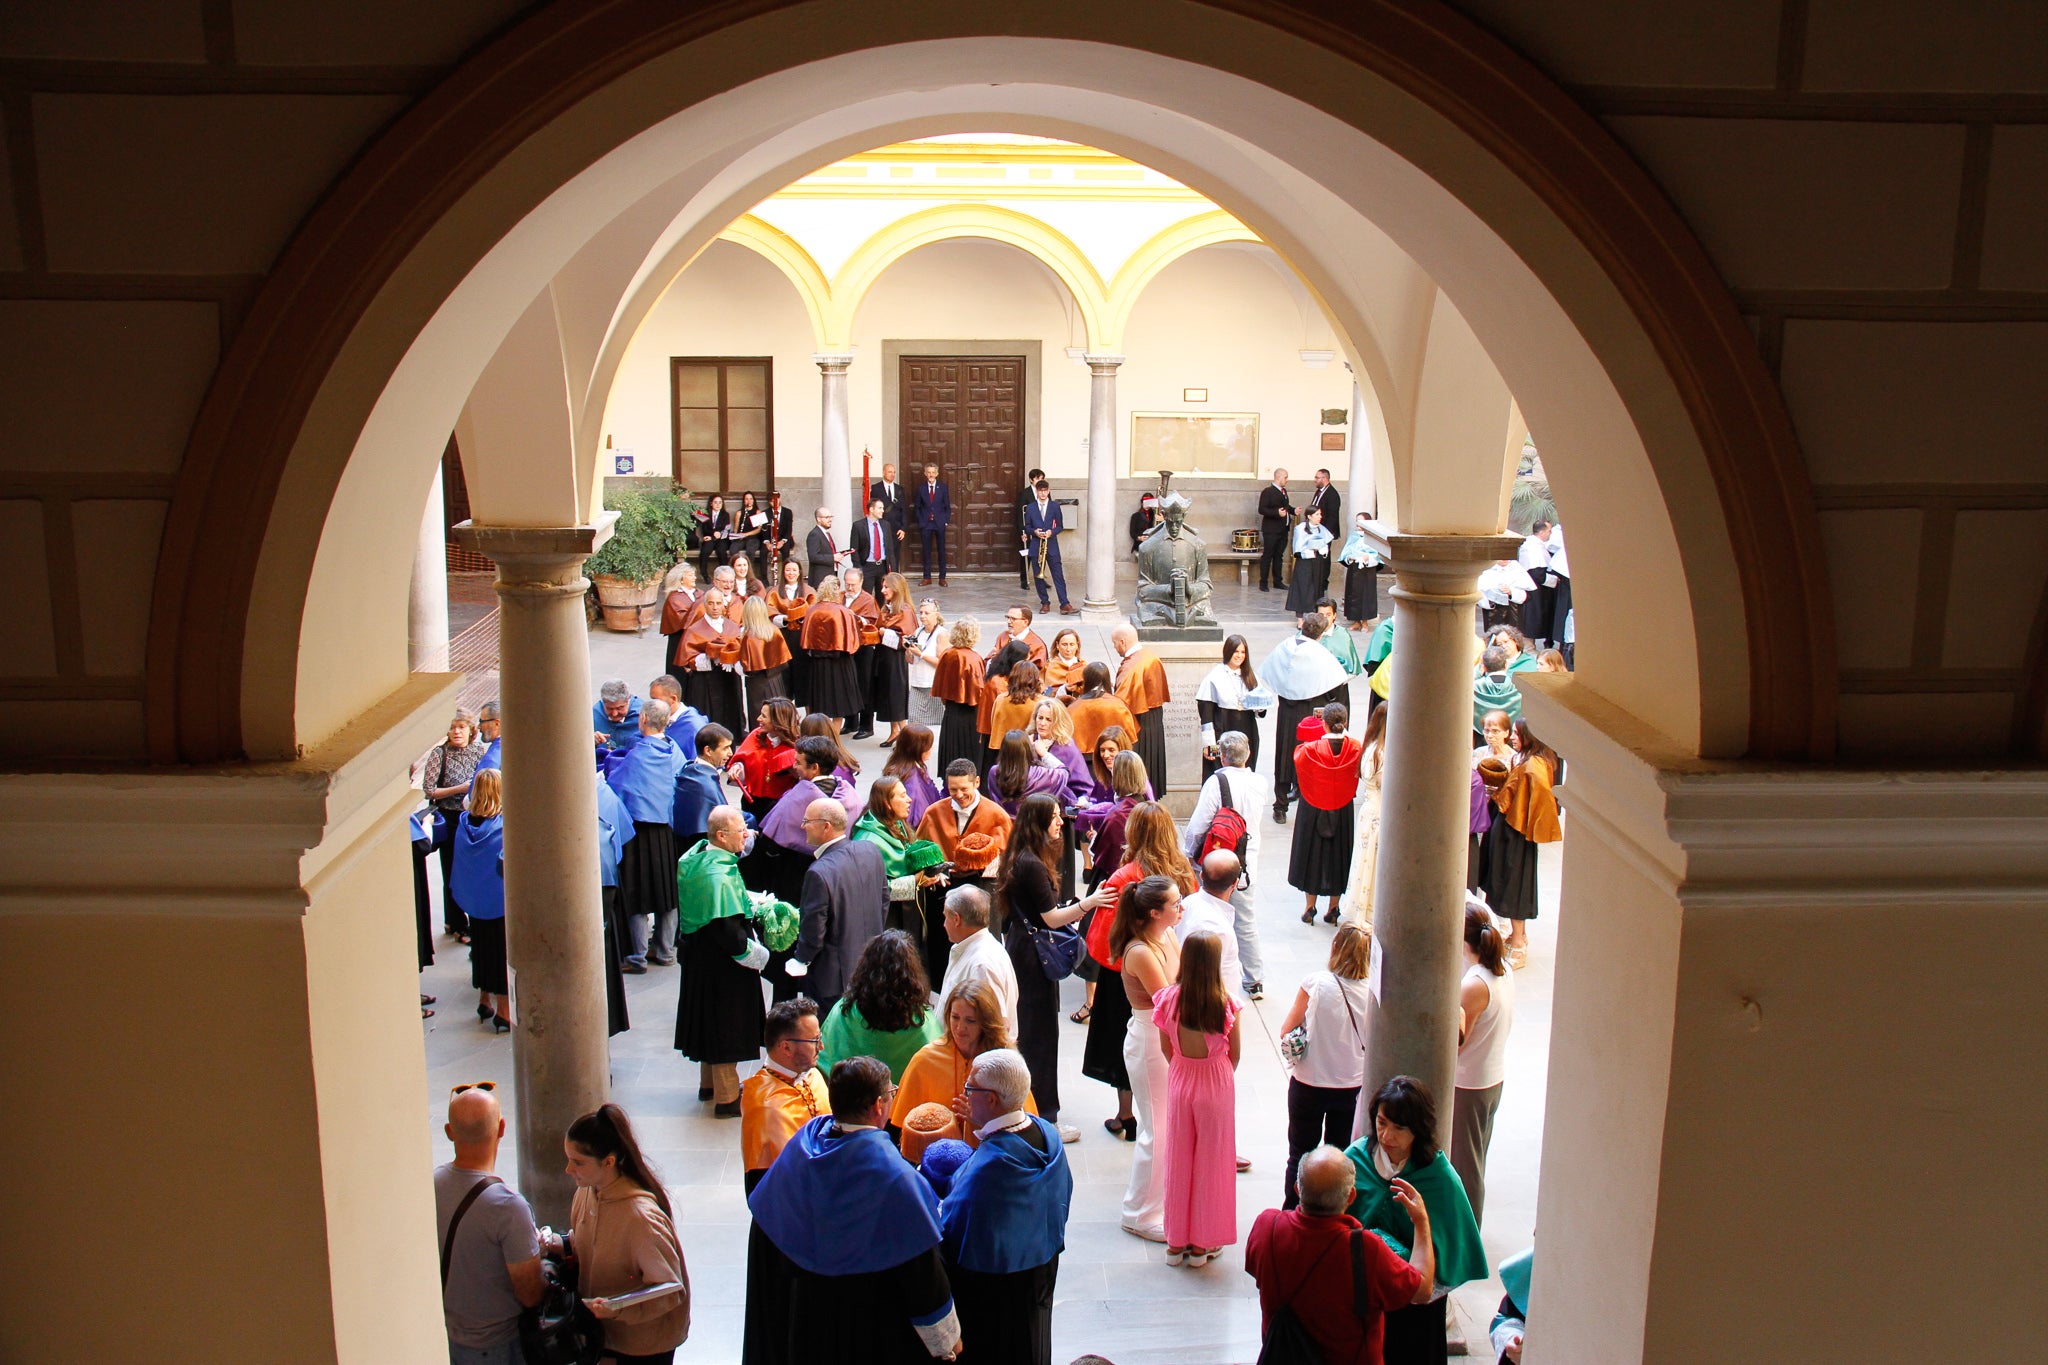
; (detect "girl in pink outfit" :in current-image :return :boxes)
[1154,930,1243,1266]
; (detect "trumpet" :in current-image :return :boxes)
[1034,530,1053,588]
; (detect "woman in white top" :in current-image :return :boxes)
[905,598,948,729]
[1285,506,1334,614]
[1276,922,1371,1209]
[1451,901,1516,1226]
[1192,633,1266,780]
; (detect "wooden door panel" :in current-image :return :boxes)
[900,356,1023,571]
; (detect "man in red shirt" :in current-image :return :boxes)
[1246,1145,1435,1365]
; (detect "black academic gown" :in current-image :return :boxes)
[745,1225,952,1365]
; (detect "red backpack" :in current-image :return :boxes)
[1198,771,1251,868]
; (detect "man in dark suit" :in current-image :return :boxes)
[1305,467,1341,533]
[804,506,843,588]
[911,461,952,585]
[1021,479,1078,614]
[1017,466,1045,589]
[786,797,887,1020]
[1257,467,1295,592]
[850,497,895,594]
[867,462,907,548]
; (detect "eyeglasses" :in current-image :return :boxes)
[450,1081,497,1096]
[784,1034,823,1049]
[962,1084,997,1097]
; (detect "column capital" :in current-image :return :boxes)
[812,352,854,372]
[1360,520,1522,598]
[450,514,617,574]
[1083,353,1125,372]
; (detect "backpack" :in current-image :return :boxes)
[1256,1228,1375,1365]
[1198,772,1251,871]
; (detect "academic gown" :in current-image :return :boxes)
[746,1118,958,1365]
[1258,636,1350,816]
[939,1115,1073,1365]
[672,841,767,1064]
[679,616,747,738]
[1114,650,1172,794]
[596,780,633,1035]
[932,647,986,779]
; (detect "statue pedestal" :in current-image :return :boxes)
[1132,620,1224,643]
[1134,635,1233,818]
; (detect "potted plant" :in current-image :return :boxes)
[585,490,674,630]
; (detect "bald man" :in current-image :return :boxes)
[436,1087,544,1363]
[786,796,887,1020]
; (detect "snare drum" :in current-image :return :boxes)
[1230,528,1262,553]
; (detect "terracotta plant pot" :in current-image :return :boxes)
[590,574,662,631]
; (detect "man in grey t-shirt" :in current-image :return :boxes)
[436,1086,543,1364]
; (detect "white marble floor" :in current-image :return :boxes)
[420,576,1557,1363]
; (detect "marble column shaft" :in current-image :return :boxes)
[816,354,854,532]
[451,521,614,1226]
[1361,525,1522,1110]
[1083,355,1123,613]
[1346,380,1375,521]
[409,464,450,671]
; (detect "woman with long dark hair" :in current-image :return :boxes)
[1451,903,1515,1226]
[989,727,1070,816]
[854,776,948,983]
[693,492,730,578]
[561,1103,690,1363]
[1194,634,1264,780]
[734,490,765,563]
[732,698,801,820]
[985,660,1045,754]
[798,712,860,788]
[881,722,941,826]
[872,572,915,744]
[1066,661,1139,759]
[1109,874,1183,1242]
[767,556,814,706]
[1479,720,1562,967]
[1342,1077,1489,1365]
[993,794,1088,1141]
[817,929,941,1082]
[1155,930,1242,1267]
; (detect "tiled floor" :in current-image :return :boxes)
[420,572,1555,1364]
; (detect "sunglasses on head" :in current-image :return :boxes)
[450,1081,498,1097]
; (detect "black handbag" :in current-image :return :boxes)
[518,1255,604,1365]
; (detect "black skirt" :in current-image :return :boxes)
[683,669,746,739]
[1481,818,1542,920]
[938,700,983,779]
[804,652,864,720]
[617,820,679,921]
[745,666,791,721]
[1288,800,1356,895]
[601,885,630,1036]
[1286,555,1329,613]
[1345,563,1378,622]
[467,916,508,994]
[871,645,910,723]
[1197,701,1261,782]
[1081,960,1133,1091]
[1130,712,1168,797]
[781,628,809,706]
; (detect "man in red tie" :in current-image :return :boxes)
[804,507,842,589]
[851,497,894,596]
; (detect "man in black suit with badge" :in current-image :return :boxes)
[1258,467,1295,592]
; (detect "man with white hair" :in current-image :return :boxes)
[936,886,1017,1034]
[435,1085,544,1365]
[592,677,642,752]
[939,1048,1072,1364]
[1181,729,1268,998]
[1246,1145,1435,1365]
[787,796,887,1021]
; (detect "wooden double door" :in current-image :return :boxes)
[900,356,1023,572]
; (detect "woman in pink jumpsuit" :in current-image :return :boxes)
[1153,930,1243,1266]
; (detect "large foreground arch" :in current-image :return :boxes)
[147,0,1832,768]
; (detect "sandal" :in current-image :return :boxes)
[1069,1005,1092,1024]
[421,1006,435,1019]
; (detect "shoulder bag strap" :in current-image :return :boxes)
[1217,771,1235,813]
[440,1174,503,1287]
[1337,977,1364,1051]
[1348,1228,1376,1363]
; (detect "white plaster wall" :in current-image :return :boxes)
[602,237,1355,484]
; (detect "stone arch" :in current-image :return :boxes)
[713,215,834,351]
[1101,208,1264,351]
[146,0,1834,768]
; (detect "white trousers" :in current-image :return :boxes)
[1121,1007,1170,1235]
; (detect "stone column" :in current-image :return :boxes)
[451,519,615,1226]
[1082,354,1123,614]
[1360,525,1521,1110]
[816,354,854,531]
[1346,380,1375,520]
[409,464,450,671]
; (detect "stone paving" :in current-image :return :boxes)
[419,572,1557,1364]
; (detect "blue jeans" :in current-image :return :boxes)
[449,1337,522,1365]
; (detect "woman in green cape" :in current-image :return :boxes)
[1344,1075,1487,1365]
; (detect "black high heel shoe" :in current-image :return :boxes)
[490,1015,512,1034]
[476,1002,495,1019]
[1121,1118,1137,1142]
[1301,907,1316,924]
[1323,906,1340,925]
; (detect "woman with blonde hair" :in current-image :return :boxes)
[1029,697,1091,797]
[873,572,915,744]
[736,594,792,718]
[797,576,862,731]
[1043,626,1087,698]
[932,616,986,778]
[889,979,1033,1157]
[449,766,510,1030]
[906,597,948,728]
[1277,921,1372,1209]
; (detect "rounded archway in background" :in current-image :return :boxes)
[146,0,1833,767]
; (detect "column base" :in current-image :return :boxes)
[1080,597,1121,619]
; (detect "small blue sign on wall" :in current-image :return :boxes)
[613,452,635,474]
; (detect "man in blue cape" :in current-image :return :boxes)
[938,1049,1071,1365]
[745,1056,961,1364]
